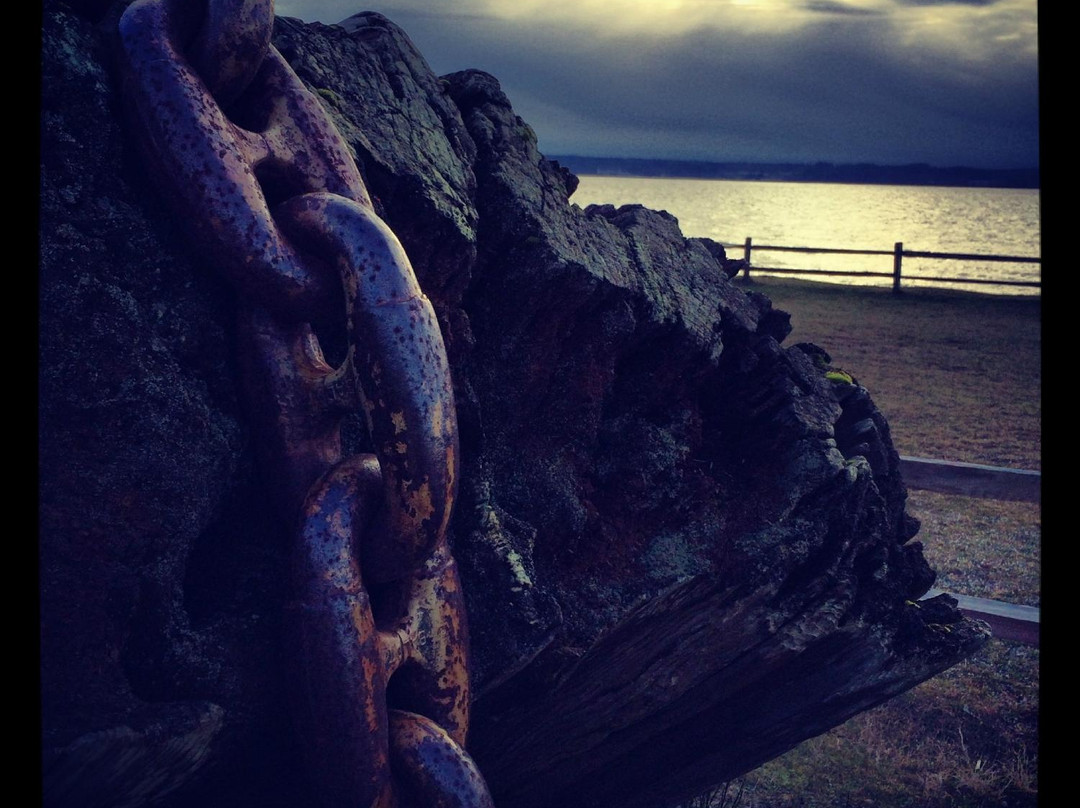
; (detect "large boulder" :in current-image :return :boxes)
[39,3,986,807]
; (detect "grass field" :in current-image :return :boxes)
[689,277,1041,808]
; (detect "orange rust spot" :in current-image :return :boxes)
[409,481,436,526]
[430,398,445,438]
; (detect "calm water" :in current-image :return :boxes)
[570,176,1041,295]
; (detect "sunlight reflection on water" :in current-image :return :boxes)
[571,176,1041,294]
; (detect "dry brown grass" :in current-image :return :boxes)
[751,277,1041,471]
[735,641,1039,808]
[690,277,1041,808]
[911,492,1040,608]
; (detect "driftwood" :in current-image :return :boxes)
[40,4,987,807]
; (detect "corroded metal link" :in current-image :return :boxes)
[389,711,495,808]
[236,306,358,520]
[238,46,372,207]
[286,454,394,808]
[119,1,487,804]
[275,193,460,583]
[291,457,487,807]
[118,0,369,323]
[190,0,274,106]
[374,541,471,745]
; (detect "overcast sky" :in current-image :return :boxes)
[275,0,1039,169]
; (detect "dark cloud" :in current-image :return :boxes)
[277,2,1039,169]
[801,1,884,16]
[891,0,1000,6]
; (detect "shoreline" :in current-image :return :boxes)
[733,273,1041,303]
[555,156,1041,190]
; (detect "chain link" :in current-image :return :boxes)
[118,2,493,805]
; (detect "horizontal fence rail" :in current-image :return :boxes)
[899,456,1041,503]
[722,238,1041,293]
[920,589,1040,646]
[904,456,1040,646]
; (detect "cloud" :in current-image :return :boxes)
[800,1,884,15]
[276,0,1039,168]
[891,0,1001,6]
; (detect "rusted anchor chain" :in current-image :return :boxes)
[117,1,493,805]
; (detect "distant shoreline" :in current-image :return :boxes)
[734,273,1041,303]
[552,155,1039,190]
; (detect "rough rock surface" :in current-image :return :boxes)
[40,3,986,807]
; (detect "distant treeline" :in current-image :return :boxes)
[550,155,1039,189]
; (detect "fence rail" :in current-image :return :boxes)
[899,456,1040,503]
[905,456,1040,646]
[723,238,1041,293]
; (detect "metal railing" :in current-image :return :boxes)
[725,238,1041,293]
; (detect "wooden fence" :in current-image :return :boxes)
[905,456,1040,646]
[725,238,1041,293]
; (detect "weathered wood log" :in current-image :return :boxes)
[40,4,987,807]
[469,529,979,808]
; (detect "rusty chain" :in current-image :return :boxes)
[117,1,493,805]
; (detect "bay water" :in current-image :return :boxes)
[570,176,1041,295]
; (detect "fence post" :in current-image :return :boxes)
[892,242,903,294]
[743,237,752,279]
